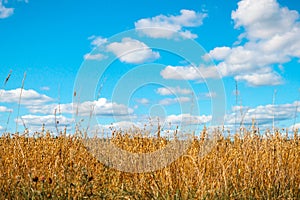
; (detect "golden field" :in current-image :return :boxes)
[0,128,300,199]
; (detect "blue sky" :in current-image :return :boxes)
[0,0,300,135]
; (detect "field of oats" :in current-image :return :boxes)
[0,127,300,199]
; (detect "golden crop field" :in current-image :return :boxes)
[0,128,300,199]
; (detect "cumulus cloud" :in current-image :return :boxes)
[88,35,108,47]
[0,88,53,105]
[16,114,74,133]
[159,97,191,106]
[106,37,160,64]
[74,98,133,116]
[202,0,300,86]
[291,123,300,130]
[156,86,192,96]
[0,0,14,19]
[99,100,300,129]
[232,0,299,40]
[106,121,142,130]
[160,65,220,80]
[204,92,217,98]
[0,106,12,112]
[85,36,159,63]
[84,53,106,61]
[40,86,50,91]
[166,114,212,125]
[135,98,150,105]
[18,114,73,127]
[151,100,300,128]
[92,121,147,134]
[84,36,108,61]
[135,9,207,39]
[153,100,299,128]
[225,101,300,126]
[234,71,283,86]
[27,98,134,117]
[203,47,231,61]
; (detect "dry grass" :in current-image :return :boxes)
[0,128,300,199]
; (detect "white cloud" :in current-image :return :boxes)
[0,88,53,105]
[0,106,12,112]
[204,47,231,61]
[92,100,300,129]
[16,114,74,132]
[156,86,192,96]
[40,86,50,91]
[106,37,160,64]
[203,0,300,86]
[135,9,207,39]
[135,98,150,105]
[231,105,250,113]
[76,98,133,116]
[27,98,134,117]
[225,101,300,126]
[204,92,217,98]
[160,65,220,80]
[88,35,108,47]
[92,121,146,133]
[84,36,108,61]
[17,114,73,127]
[107,121,141,130]
[0,0,14,19]
[197,92,218,99]
[166,114,212,125]
[232,0,299,40]
[291,123,300,130]
[159,96,191,106]
[84,53,106,61]
[234,71,283,86]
